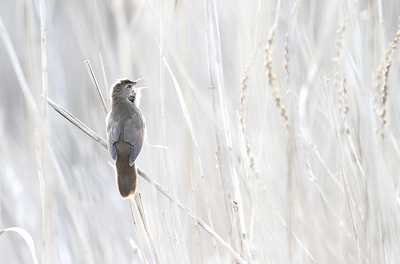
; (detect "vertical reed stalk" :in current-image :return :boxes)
[129,199,148,264]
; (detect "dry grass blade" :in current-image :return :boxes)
[190,173,202,264]
[38,4,49,261]
[0,227,39,264]
[175,209,189,264]
[232,201,247,260]
[209,86,236,251]
[99,53,109,97]
[162,55,198,148]
[135,193,160,264]
[204,0,232,144]
[40,0,48,114]
[129,199,147,264]
[129,238,145,263]
[46,97,108,149]
[162,211,180,264]
[0,15,41,122]
[173,230,184,264]
[34,132,47,263]
[159,41,214,121]
[235,111,252,182]
[85,60,108,115]
[34,132,45,212]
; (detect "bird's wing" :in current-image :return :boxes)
[124,112,145,166]
[106,113,120,161]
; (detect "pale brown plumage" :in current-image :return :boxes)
[106,78,146,199]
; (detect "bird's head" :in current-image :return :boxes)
[110,78,147,107]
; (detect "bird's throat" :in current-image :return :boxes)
[111,96,140,112]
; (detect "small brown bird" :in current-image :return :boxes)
[106,78,147,199]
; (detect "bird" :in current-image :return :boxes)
[105,78,147,199]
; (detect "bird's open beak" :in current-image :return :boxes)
[135,87,148,90]
[133,77,144,84]
[132,77,147,91]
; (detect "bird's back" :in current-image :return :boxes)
[109,101,144,198]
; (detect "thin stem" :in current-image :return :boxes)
[34,132,46,264]
[190,173,202,264]
[39,0,50,259]
[129,199,147,264]
[85,60,108,115]
[99,53,109,98]
[46,97,108,149]
[135,193,160,264]
[162,211,180,264]
[40,0,48,115]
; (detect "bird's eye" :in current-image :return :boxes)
[127,84,133,89]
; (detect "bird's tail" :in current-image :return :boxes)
[116,159,138,199]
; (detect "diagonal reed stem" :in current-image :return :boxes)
[85,60,108,115]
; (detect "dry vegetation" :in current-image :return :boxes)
[1,0,400,263]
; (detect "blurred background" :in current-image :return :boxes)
[1,0,400,263]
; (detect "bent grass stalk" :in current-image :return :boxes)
[0,227,39,264]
